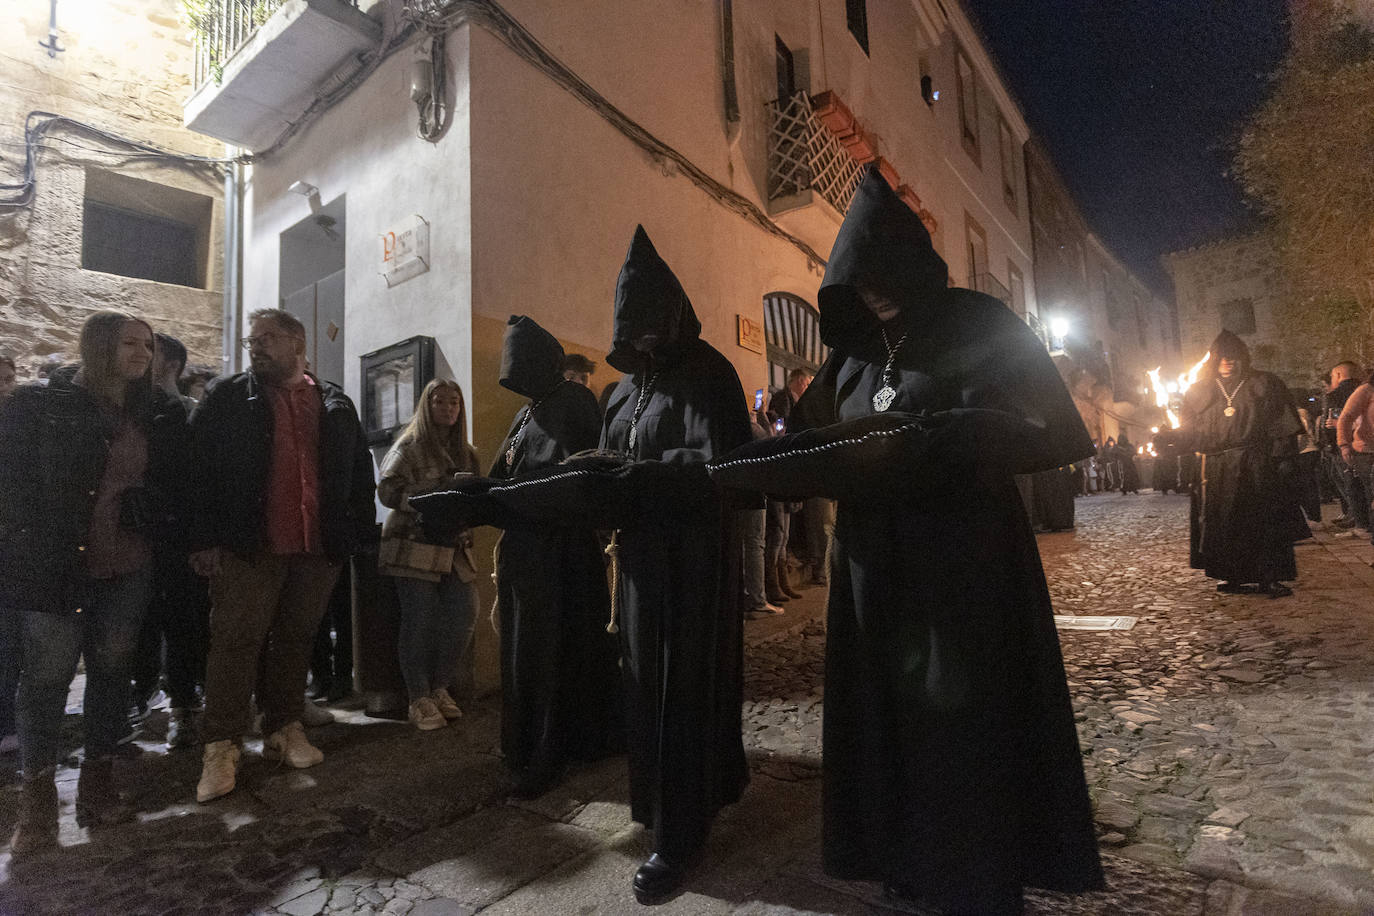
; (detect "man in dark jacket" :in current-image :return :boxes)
[189,309,375,803]
[1321,360,1365,529]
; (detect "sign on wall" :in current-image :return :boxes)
[381,214,430,287]
[737,314,765,354]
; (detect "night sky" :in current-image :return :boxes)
[963,0,1289,295]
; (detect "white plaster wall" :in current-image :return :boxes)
[467,24,823,401]
[241,29,474,409]
[491,0,1034,312]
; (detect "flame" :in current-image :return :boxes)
[1146,351,1211,430]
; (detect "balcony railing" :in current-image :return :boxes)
[766,92,865,215]
[190,0,358,90]
[969,271,1012,305]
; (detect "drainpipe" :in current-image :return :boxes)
[720,0,739,142]
[222,152,244,374]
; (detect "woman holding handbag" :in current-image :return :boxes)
[377,379,481,730]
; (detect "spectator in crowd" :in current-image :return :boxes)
[1,312,190,851]
[190,308,375,803]
[1115,433,1141,495]
[1322,360,1365,529]
[0,355,17,755]
[131,333,209,748]
[180,364,219,401]
[376,378,481,731]
[561,352,597,388]
[742,408,782,616]
[1294,396,1323,523]
[0,355,16,401]
[1336,368,1374,547]
[485,315,622,796]
[769,369,833,585]
[1100,437,1119,491]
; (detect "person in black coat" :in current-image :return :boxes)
[1177,330,1308,597]
[709,167,1103,915]
[0,312,190,852]
[1115,433,1142,494]
[488,315,622,797]
[414,226,751,903]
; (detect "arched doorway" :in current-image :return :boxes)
[763,291,828,392]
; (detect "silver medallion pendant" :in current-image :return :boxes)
[872,386,896,413]
[1223,407,1236,418]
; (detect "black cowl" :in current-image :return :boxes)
[606,225,703,374]
[499,315,565,399]
[818,164,950,352]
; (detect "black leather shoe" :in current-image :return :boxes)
[633,853,690,904]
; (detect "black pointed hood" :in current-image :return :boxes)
[499,315,565,399]
[606,225,703,373]
[818,165,950,351]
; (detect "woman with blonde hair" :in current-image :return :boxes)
[0,311,191,851]
[377,379,481,730]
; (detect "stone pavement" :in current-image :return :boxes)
[1,492,1373,914]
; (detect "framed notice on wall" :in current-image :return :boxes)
[360,335,436,445]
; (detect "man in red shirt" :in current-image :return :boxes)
[189,309,375,803]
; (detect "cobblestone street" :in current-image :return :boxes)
[2,492,1373,915]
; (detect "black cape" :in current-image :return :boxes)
[415,227,750,858]
[1179,346,1308,584]
[711,167,1103,909]
[489,316,622,777]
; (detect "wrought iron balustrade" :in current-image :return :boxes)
[766,92,865,215]
[190,0,358,90]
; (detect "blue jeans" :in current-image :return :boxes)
[394,574,477,702]
[740,508,766,608]
[17,565,153,774]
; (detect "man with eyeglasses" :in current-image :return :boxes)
[187,309,376,802]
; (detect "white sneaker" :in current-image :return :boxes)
[430,688,463,720]
[263,721,324,768]
[196,740,241,802]
[300,700,335,727]
[409,697,446,731]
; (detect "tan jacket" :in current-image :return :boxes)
[377,435,479,582]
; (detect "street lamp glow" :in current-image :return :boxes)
[1048,315,1071,339]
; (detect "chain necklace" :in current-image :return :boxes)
[505,380,566,467]
[872,327,909,413]
[1215,376,1247,419]
[626,370,660,452]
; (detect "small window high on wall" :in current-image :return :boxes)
[955,46,979,161]
[846,0,869,55]
[81,168,214,289]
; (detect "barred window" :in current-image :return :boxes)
[763,292,828,391]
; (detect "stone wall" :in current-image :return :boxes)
[1165,233,1288,379]
[0,0,225,380]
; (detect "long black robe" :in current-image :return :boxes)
[414,227,750,860]
[710,168,1103,910]
[489,316,622,777]
[1179,357,1308,584]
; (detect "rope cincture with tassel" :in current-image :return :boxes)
[604,529,621,634]
[487,532,504,636]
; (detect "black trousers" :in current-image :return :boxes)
[132,549,209,710]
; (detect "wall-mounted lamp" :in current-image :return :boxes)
[289,180,322,212]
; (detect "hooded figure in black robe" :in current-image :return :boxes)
[1178,330,1307,596]
[413,227,750,903]
[709,167,1103,915]
[489,315,622,796]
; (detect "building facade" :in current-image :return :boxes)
[181,0,1048,686]
[1165,233,1295,383]
[1026,139,1177,444]
[0,0,226,378]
